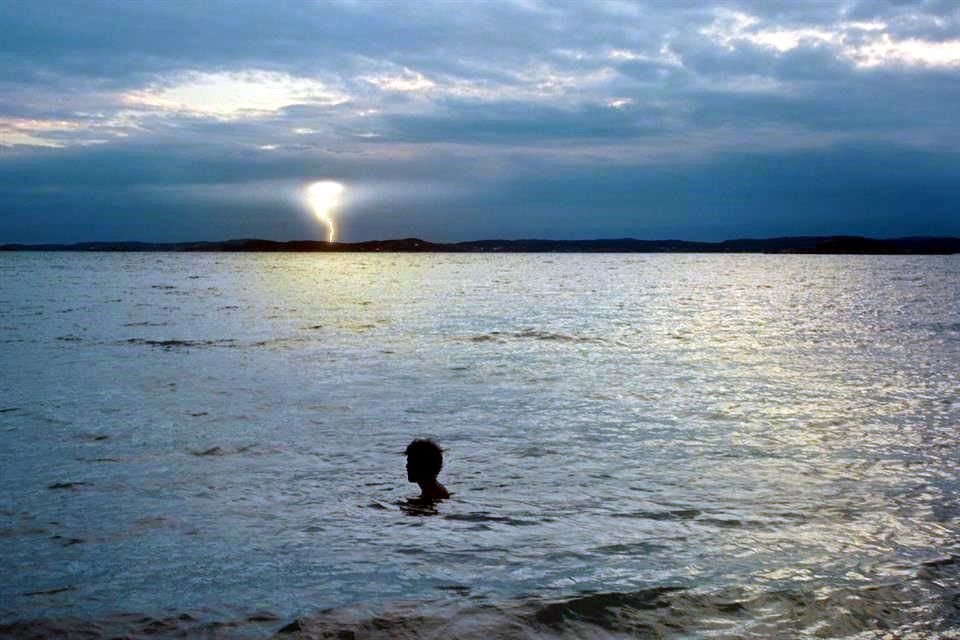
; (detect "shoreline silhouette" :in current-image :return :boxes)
[2,235,959,254]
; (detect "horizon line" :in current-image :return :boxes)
[4,233,960,246]
[3,235,960,255]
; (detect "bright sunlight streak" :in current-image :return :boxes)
[305,180,345,242]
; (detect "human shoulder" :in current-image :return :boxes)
[424,483,450,500]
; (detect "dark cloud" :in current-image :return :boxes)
[377,101,661,143]
[2,140,957,243]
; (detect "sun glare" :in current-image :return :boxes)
[306,180,345,242]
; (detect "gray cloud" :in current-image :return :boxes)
[2,0,959,242]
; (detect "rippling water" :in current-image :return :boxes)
[1,253,958,638]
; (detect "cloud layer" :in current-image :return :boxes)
[1,0,959,242]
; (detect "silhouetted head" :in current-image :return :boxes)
[405,439,443,483]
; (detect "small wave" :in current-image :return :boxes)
[610,508,701,521]
[292,578,959,639]
[593,541,668,555]
[190,444,274,458]
[469,333,501,342]
[250,336,316,349]
[0,611,279,639]
[533,586,684,629]
[922,555,960,568]
[190,444,259,457]
[22,586,76,597]
[47,481,91,490]
[515,446,559,458]
[2,576,959,639]
[121,338,238,350]
[698,517,743,528]
[303,403,351,413]
[468,328,602,344]
[443,512,540,526]
[50,534,84,546]
[78,433,109,442]
[517,328,601,342]
[191,446,225,457]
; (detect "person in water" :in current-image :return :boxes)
[405,438,450,500]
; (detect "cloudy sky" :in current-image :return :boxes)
[2,0,959,243]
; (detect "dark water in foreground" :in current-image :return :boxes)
[1,253,958,638]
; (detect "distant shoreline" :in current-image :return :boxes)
[2,236,959,254]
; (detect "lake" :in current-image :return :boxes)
[1,252,958,638]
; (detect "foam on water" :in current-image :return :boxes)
[0,252,958,638]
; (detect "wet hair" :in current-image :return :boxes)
[405,438,444,478]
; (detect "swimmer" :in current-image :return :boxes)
[405,438,450,501]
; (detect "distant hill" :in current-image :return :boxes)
[2,236,959,254]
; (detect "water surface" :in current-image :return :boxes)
[1,253,958,638]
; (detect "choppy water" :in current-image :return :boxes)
[1,252,958,639]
